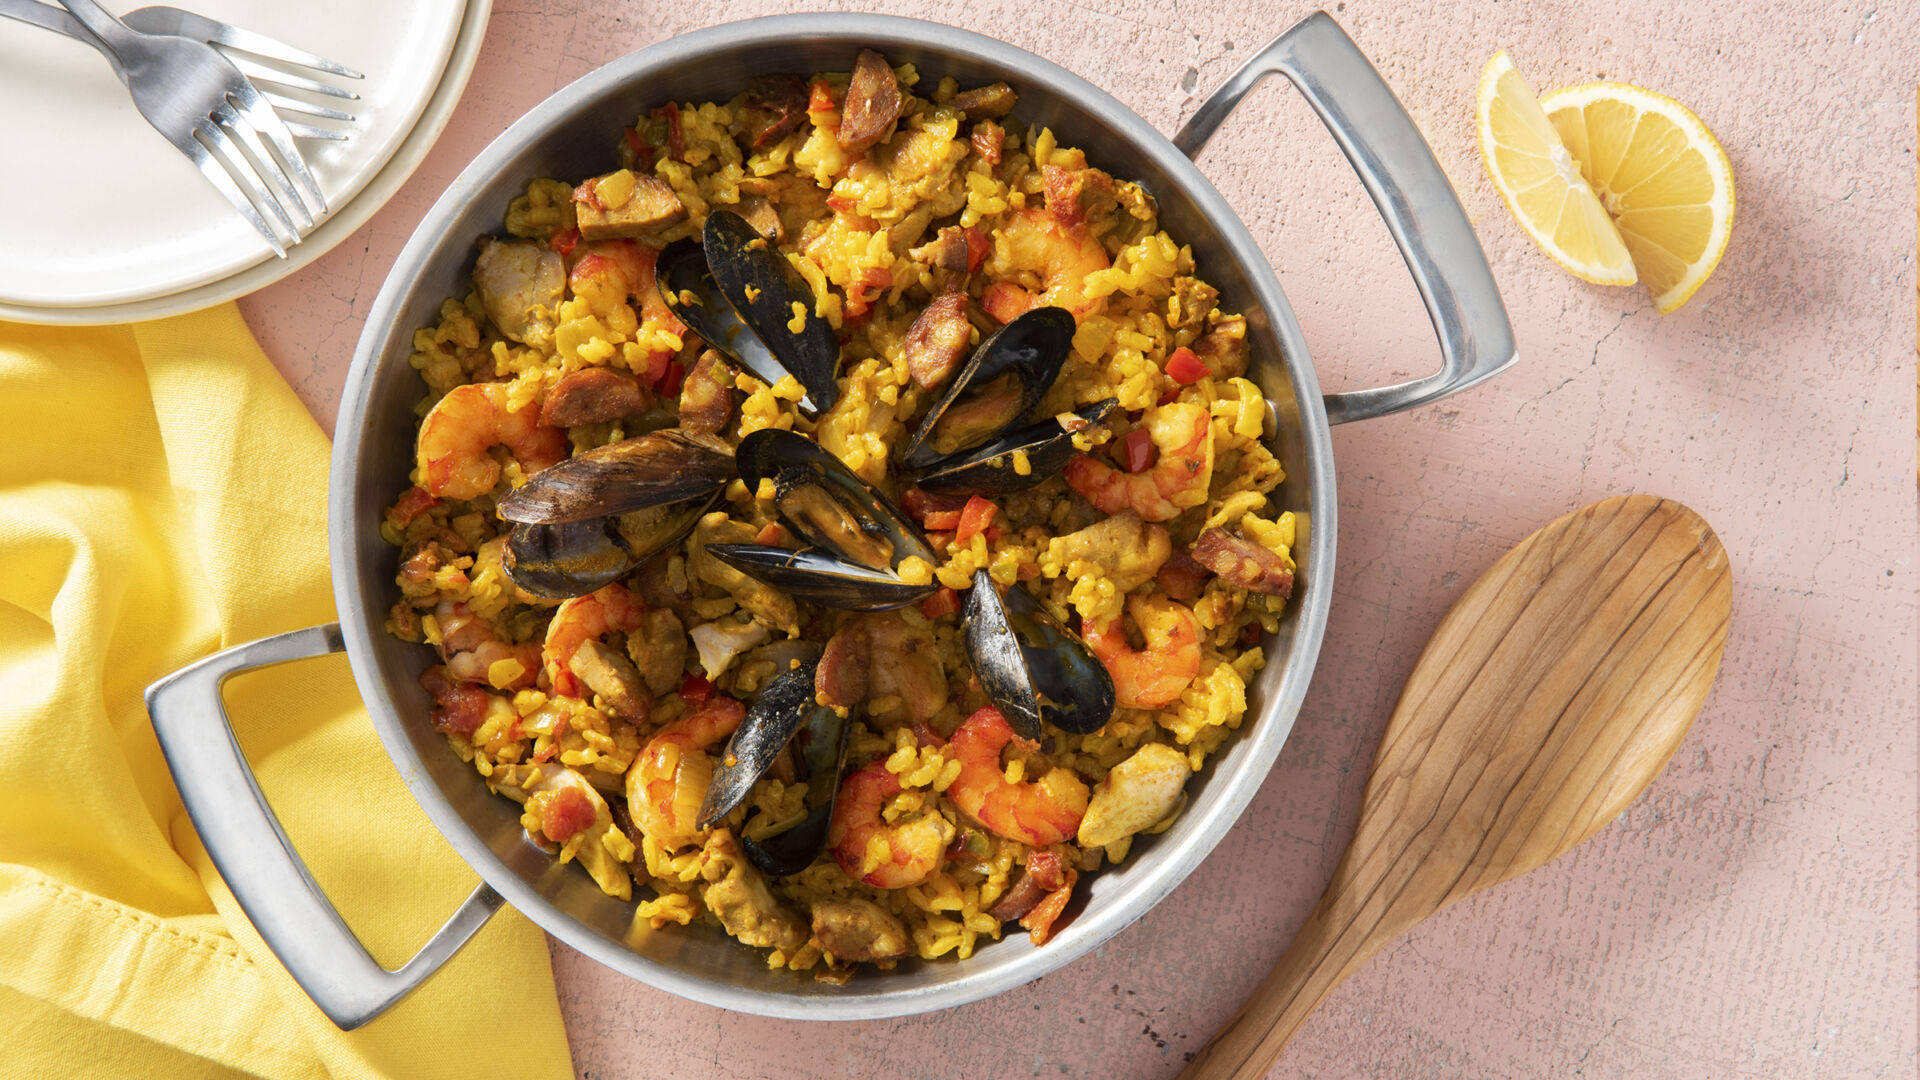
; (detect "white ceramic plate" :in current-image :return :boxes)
[0,0,482,317]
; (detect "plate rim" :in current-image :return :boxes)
[0,0,494,325]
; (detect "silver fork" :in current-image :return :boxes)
[0,0,363,141]
[51,0,327,256]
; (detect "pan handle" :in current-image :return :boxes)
[145,624,501,1030]
[1175,11,1516,425]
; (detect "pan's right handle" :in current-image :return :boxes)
[1176,11,1517,425]
[145,624,502,1030]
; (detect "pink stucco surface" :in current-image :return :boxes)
[238,1,1917,1076]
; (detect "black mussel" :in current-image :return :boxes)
[695,652,853,877]
[699,651,823,828]
[656,210,840,415]
[505,519,628,600]
[917,398,1118,496]
[726,429,937,611]
[900,306,1074,470]
[736,429,934,571]
[705,546,933,611]
[963,569,1115,739]
[504,493,715,600]
[656,237,811,413]
[496,429,733,524]
[740,700,852,876]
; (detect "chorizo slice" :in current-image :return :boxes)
[742,73,809,147]
[1191,526,1294,598]
[837,49,903,154]
[540,367,646,427]
[901,292,974,390]
[951,81,1017,119]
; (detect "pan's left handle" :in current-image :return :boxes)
[145,624,502,1030]
[1176,11,1517,425]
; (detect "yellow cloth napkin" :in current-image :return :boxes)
[0,307,573,1080]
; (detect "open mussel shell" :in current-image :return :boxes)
[699,209,840,413]
[495,429,734,524]
[699,651,822,828]
[735,429,936,573]
[656,237,820,416]
[740,699,852,877]
[696,652,854,878]
[504,493,715,600]
[963,569,1116,739]
[900,306,1075,470]
[706,546,935,611]
[916,398,1119,496]
[504,519,629,600]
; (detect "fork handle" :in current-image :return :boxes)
[53,0,130,48]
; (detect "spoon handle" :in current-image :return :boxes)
[1178,840,1424,1080]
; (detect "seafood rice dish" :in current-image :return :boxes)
[385,48,1297,979]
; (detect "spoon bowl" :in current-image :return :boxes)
[1182,494,1733,1079]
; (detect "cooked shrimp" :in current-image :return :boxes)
[625,695,746,850]
[416,382,567,501]
[828,761,954,888]
[1081,596,1201,708]
[435,599,540,690]
[542,582,647,699]
[1063,402,1213,523]
[568,239,682,334]
[988,206,1110,317]
[944,706,1089,847]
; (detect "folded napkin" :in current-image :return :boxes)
[0,308,572,1079]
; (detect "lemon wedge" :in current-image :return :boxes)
[1541,81,1735,313]
[1478,51,1635,286]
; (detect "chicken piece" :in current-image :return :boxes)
[1191,526,1294,598]
[735,193,784,242]
[1042,163,1120,230]
[688,618,770,680]
[742,73,809,147]
[473,237,564,348]
[1077,743,1190,848]
[627,607,687,696]
[574,171,687,240]
[569,639,651,723]
[1167,275,1220,332]
[699,830,808,951]
[689,513,800,634]
[525,767,630,900]
[677,349,734,436]
[837,49,902,154]
[901,292,974,390]
[855,611,945,723]
[540,368,647,427]
[810,898,909,963]
[1044,512,1171,593]
[951,81,1017,119]
[1190,313,1249,379]
[908,225,973,273]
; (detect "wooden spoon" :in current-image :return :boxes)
[1180,494,1732,1080]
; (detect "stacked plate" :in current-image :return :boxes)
[0,0,492,324]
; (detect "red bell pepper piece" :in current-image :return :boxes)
[1164,346,1206,385]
